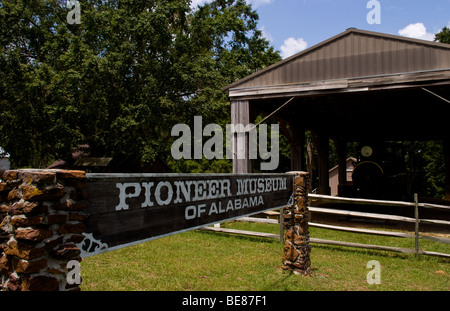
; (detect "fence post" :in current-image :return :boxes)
[0,169,87,291]
[282,171,311,276]
[414,193,420,257]
[279,207,284,243]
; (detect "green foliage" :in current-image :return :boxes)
[0,0,280,170]
[435,26,450,44]
[404,141,446,199]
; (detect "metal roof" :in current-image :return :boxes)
[224,28,450,98]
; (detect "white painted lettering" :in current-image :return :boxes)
[249,179,257,194]
[174,180,192,204]
[155,182,173,206]
[232,199,240,211]
[257,178,264,193]
[265,178,272,192]
[198,204,207,218]
[116,183,141,211]
[237,179,248,195]
[241,197,249,209]
[209,202,218,215]
[141,182,154,208]
[219,179,231,198]
[193,180,207,201]
[185,205,196,220]
[206,180,219,199]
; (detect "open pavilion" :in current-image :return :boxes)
[223,28,450,200]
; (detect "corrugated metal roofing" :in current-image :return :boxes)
[224,28,450,92]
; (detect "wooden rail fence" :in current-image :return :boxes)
[202,194,450,259]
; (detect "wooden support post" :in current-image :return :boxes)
[290,123,305,172]
[279,207,285,243]
[317,133,330,195]
[335,139,347,196]
[444,139,450,201]
[414,193,420,257]
[282,172,311,276]
[231,100,252,174]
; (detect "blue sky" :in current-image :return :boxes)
[192,0,450,58]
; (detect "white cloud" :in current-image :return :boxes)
[250,0,274,8]
[280,37,308,59]
[190,0,211,9]
[260,26,273,42]
[398,23,435,41]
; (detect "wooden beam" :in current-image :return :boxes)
[236,217,278,224]
[309,193,416,207]
[309,222,416,238]
[199,226,280,240]
[310,238,417,254]
[227,70,450,101]
[309,206,417,223]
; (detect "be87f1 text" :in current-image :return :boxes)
[226,296,266,306]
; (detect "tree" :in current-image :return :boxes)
[0,0,280,172]
[168,0,282,173]
[435,26,450,44]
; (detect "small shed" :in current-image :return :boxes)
[0,147,10,171]
[329,157,356,196]
[223,28,450,200]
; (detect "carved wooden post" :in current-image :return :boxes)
[282,171,311,275]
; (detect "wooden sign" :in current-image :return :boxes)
[79,173,293,257]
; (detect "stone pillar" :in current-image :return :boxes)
[0,169,87,291]
[282,171,311,276]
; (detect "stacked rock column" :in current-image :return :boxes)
[282,171,311,276]
[0,169,87,291]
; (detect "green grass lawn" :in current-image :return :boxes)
[80,222,449,291]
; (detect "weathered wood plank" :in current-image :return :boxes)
[309,206,417,223]
[420,218,450,226]
[81,173,293,257]
[199,226,280,240]
[420,235,450,244]
[309,238,417,254]
[309,222,415,238]
[310,193,450,211]
[236,217,279,224]
[309,193,416,207]
[421,250,450,258]
[421,203,450,211]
